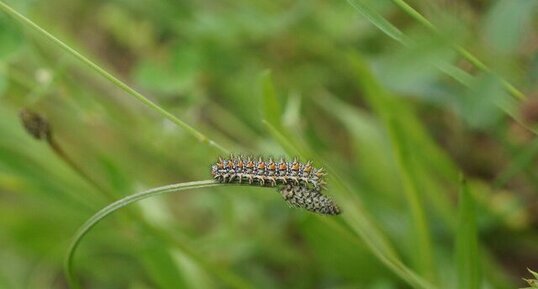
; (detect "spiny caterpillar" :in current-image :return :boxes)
[211,156,340,215]
[211,156,326,189]
[279,185,341,215]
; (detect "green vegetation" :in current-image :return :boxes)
[0,0,537,288]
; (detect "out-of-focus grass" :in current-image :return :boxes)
[0,0,537,288]
[456,177,480,289]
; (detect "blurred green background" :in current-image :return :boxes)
[0,0,537,288]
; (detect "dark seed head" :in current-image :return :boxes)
[19,109,51,141]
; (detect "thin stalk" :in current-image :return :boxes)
[263,121,438,289]
[390,0,525,100]
[17,110,251,289]
[47,137,116,200]
[19,108,115,200]
[387,117,435,281]
[0,1,229,154]
[455,176,480,289]
[64,180,221,289]
[391,0,436,31]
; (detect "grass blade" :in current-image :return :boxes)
[390,0,435,31]
[494,138,538,189]
[64,180,219,289]
[262,121,438,289]
[0,1,229,154]
[388,0,525,100]
[262,120,303,158]
[260,70,282,129]
[349,54,437,279]
[346,0,525,100]
[456,176,481,289]
[346,0,404,42]
[386,116,435,281]
[140,239,191,289]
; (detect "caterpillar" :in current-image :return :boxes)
[211,156,326,189]
[279,184,341,215]
[211,156,341,215]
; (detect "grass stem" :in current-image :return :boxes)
[64,180,220,289]
[390,0,525,100]
[0,1,229,154]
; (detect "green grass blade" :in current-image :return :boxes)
[390,0,436,31]
[388,0,525,100]
[346,0,404,42]
[349,54,437,280]
[455,176,481,289]
[262,120,304,158]
[142,224,254,289]
[260,70,282,129]
[140,239,191,289]
[386,116,435,281]
[262,121,438,289]
[348,51,461,178]
[316,93,458,233]
[346,0,524,100]
[64,180,218,289]
[494,138,538,189]
[0,1,229,154]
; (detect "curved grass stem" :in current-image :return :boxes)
[64,180,233,289]
[0,1,229,154]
